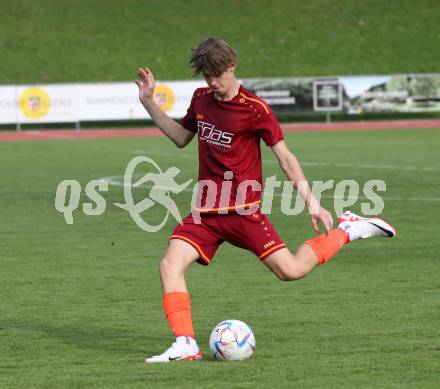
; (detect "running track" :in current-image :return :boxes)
[0,119,439,142]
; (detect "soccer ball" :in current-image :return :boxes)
[209,319,256,361]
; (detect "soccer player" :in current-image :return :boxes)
[134,37,396,363]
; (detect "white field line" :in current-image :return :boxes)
[99,174,440,203]
[28,131,77,140]
[130,149,440,172]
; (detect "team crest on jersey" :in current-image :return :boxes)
[197,121,234,149]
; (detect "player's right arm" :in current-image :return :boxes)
[134,67,196,148]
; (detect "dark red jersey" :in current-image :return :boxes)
[181,85,284,213]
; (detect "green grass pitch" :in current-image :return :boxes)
[1,128,439,388]
[1,0,440,84]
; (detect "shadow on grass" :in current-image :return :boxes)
[2,320,153,354]
[2,320,254,364]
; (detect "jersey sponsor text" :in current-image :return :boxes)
[197,120,233,149]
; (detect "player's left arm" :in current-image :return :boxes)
[271,140,333,234]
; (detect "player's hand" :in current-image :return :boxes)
[309,206,333,235]
[134,67,156,104]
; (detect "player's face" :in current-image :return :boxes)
[203,65,237,96]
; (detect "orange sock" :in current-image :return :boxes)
[163,291,195,338]
[305,228,349,265]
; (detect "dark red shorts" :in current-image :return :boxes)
[170,209,286,265]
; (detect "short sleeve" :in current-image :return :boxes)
[180,90,198,133]
[253,107,284,147]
